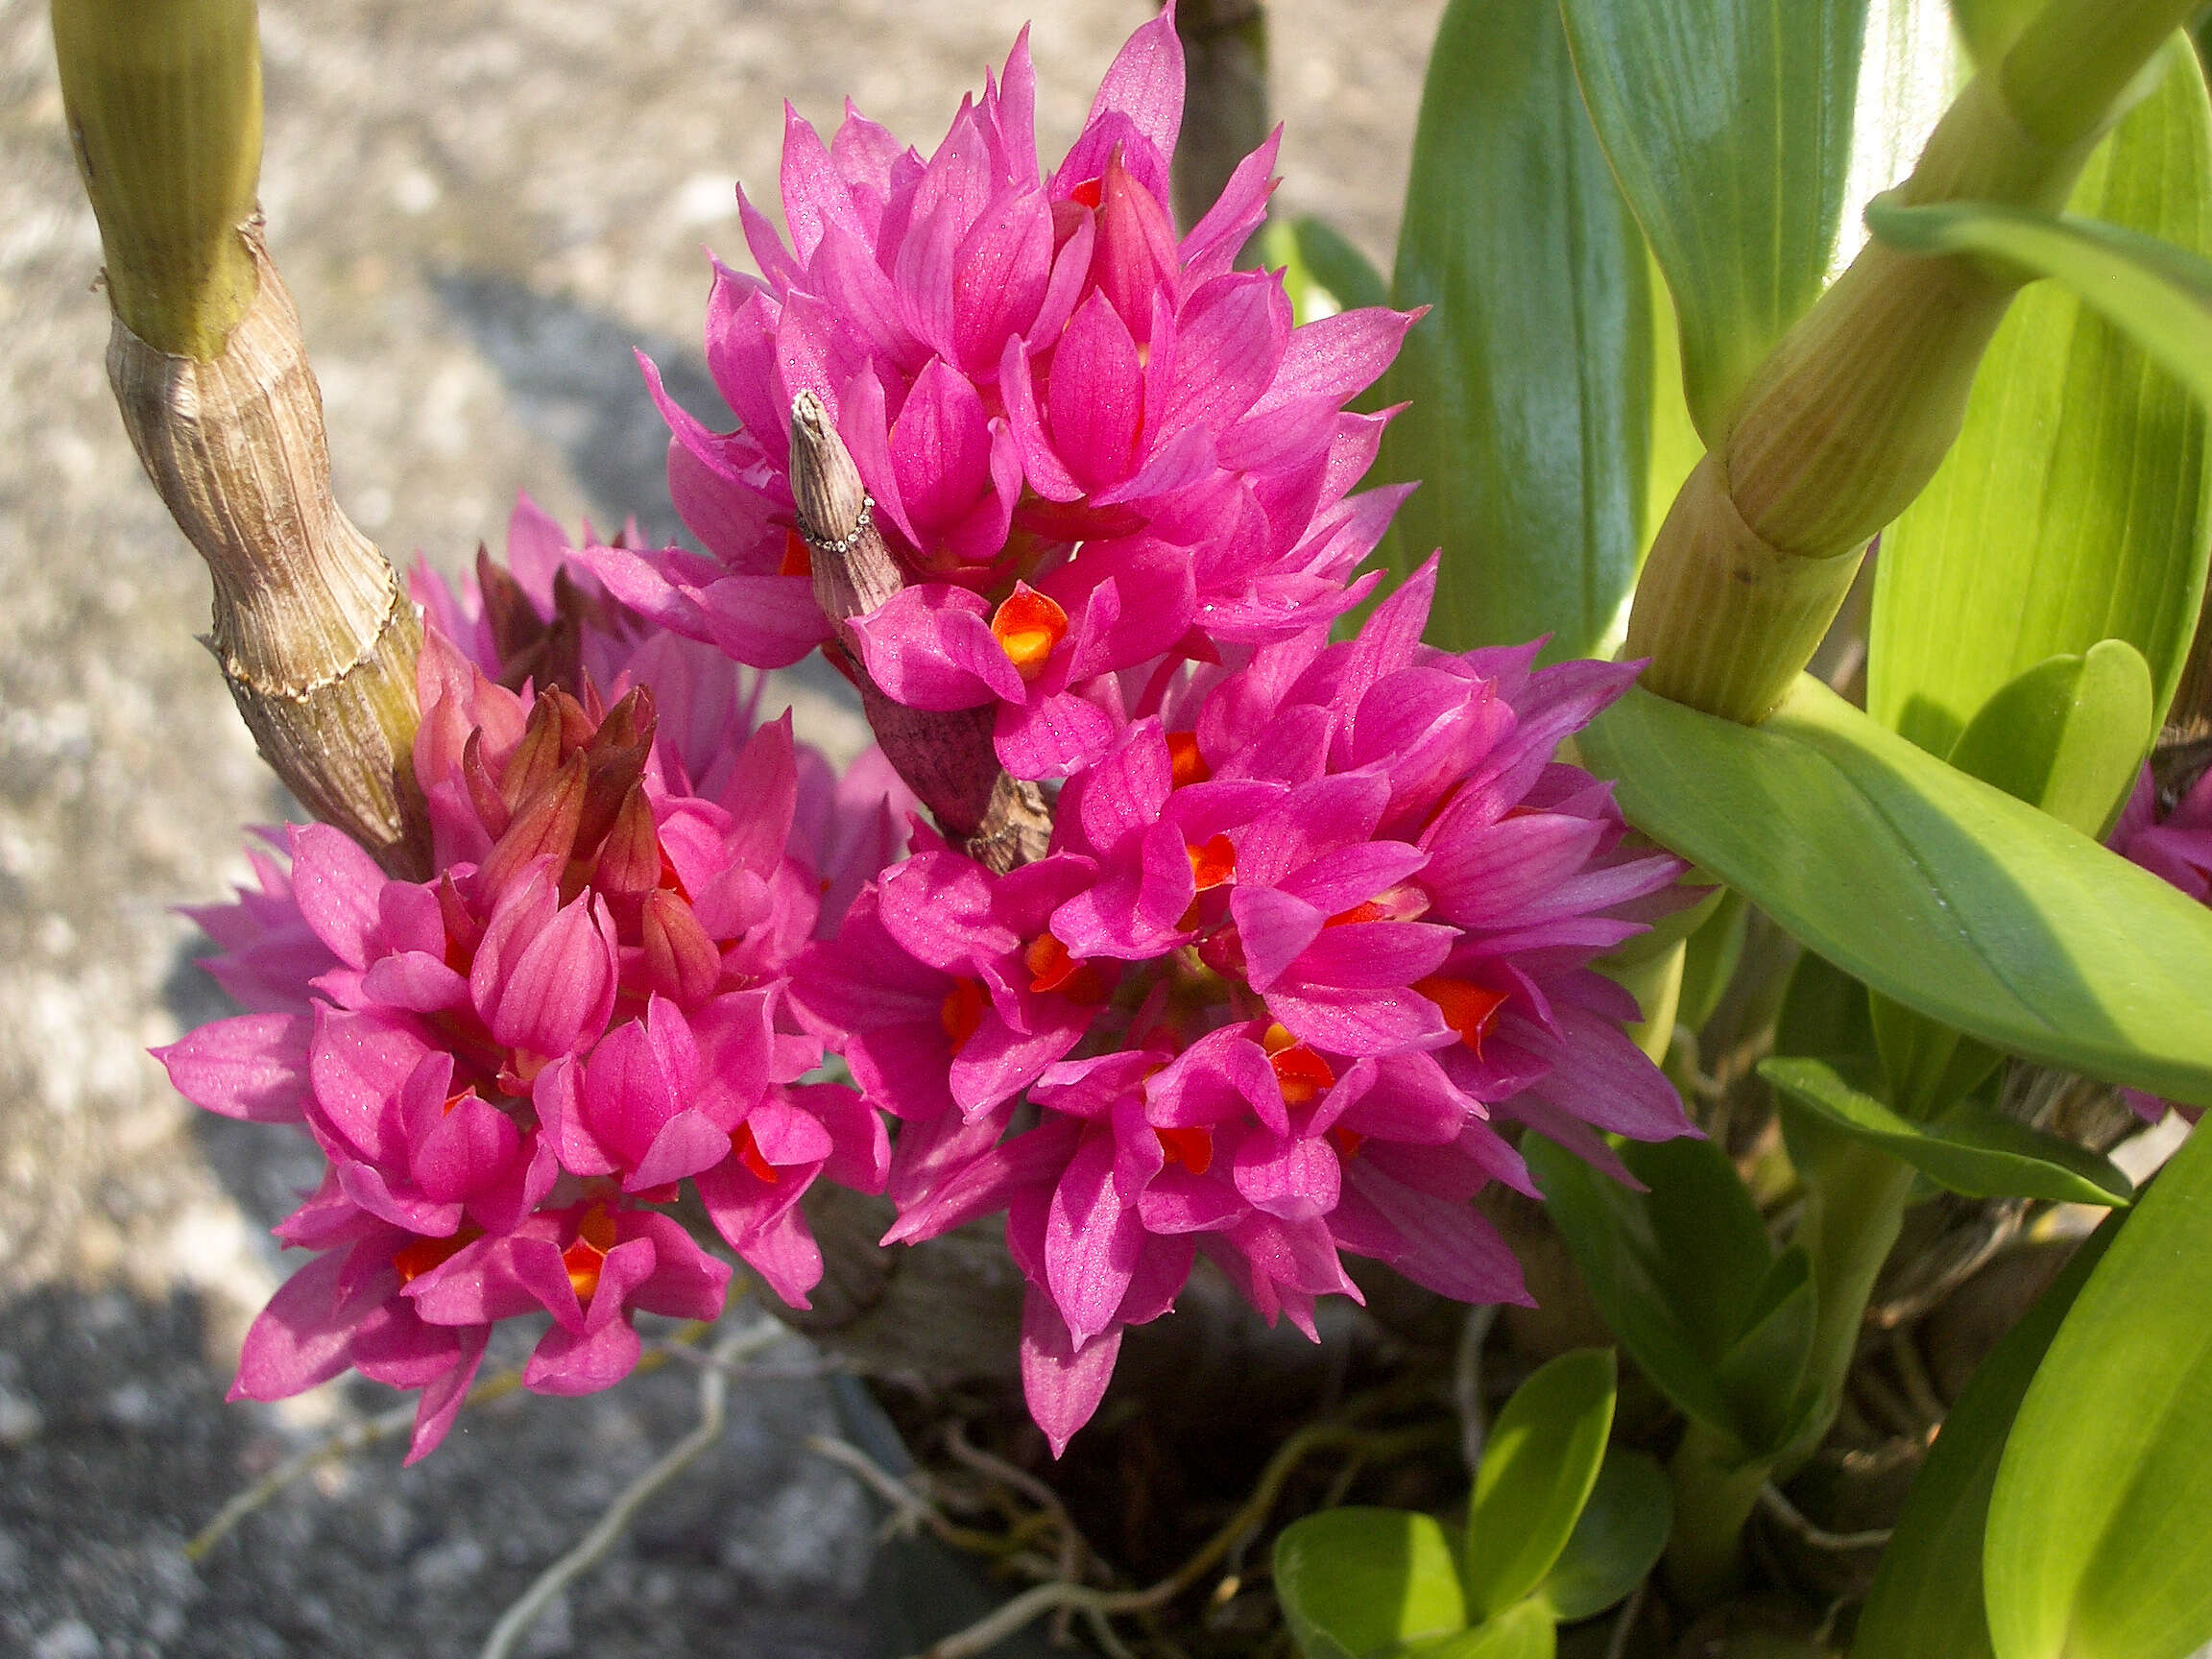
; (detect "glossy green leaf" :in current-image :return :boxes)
[1523,1136,1811,1455]
[1759,1056,2133,1205]
[1377,0,1648,661]
[1872,198,2212,406]
[1711,1249,1820,1455]
[1864,639,2151,1116]
[1275,1507,1469,1659]
[1532,1450,1671,1623]
[1987,1120,2212,1659]
[1407,1599,1557,1659]
[1676,885,1749,1033]
[1560,0,1963,442]
[1266,214,1390,323]
[1946,640,2155,840]
[1463,1350,1616,1620]
[1853,1216,2118,1659]
[1869,42,2212,755]
[1640,242,1706,574]
[1576,674,2212,1108]
[1949,0,2047,68]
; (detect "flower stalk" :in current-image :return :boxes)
[56,0,430,875]
[1627,0,2200,721]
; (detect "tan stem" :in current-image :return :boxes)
[788,393,1051,871]
[108,233,430,875]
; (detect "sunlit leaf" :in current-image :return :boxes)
[1760,1056,2133,1205]
[1533,1450,1671,1623]
[1524,1136,1812,1455]
[1871,198,2212,407]
[1640,243,1705,573]
[1853,1217,2118,1659]
[1576,674,2212,1107]
[1944,641,2154,839]
[1275,1507,1469,1659]
[1377,0,1648,661]
[1407,1599,1557,1659]
[1561,0,1956,441]
[1463,1350,1616,1619]
[1986,1122,2212,1659]
[1869,42,2212,753]
[1267,214,1390,322]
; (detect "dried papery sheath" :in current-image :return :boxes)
[108,237,429,875]
[789,393,1051,873]
[58,0,429,873]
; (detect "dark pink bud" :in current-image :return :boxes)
[641,889,722,1008]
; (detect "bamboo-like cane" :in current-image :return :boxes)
[1626,0,2202,723]
[54,0,430,875]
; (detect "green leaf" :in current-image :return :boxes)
[1870,198,2212,408]
[1949,0,2048,68]
[1676,885,1749,1033]
[1575,674,2212,1108]
[1562,0,1957,442]
[1407,1599,1557,1659]
[1853,1216,2119,1659]
[1986,1121,2212,1659]
[1377,0,1649,661]
[1523,1136,1811,1455]
[1944,642,2155,839]
[1641,241,1706,572]
[1868,42,2212,754]
[1273,214,1390,320]
[1532,1450,1671,1623]
[1760,1056,2134,1205]
[1712,1249,1820,1454]
[1864,640,2151,1117]
[1463,1350,1617,1620]
[1274,1507,1469,1659]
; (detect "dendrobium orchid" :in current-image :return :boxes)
[157,501,896,1457]
[585,1,1418,779]
[793,561,1695,1451]
[160,9,1700,1465]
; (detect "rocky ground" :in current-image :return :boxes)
[0,2,1439,1652]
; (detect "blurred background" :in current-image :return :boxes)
[0,1,1441,1652]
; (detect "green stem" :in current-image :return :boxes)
[1664,1420,1770,1606]
[1782,1138,1918,1475]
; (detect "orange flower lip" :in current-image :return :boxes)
[1414,976,1509,1057]
[940,977,988,1049]
[561,1203,620,1302]
[732,1120,779,1184]
[1262,1022,1335,1106]
[1187,832,1236,892]
[1166,731,1211,787]
[1025,932,1109,1003]
[990,585,1070,681]
[1156,1123,1214,1175]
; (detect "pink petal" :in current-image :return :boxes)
[155,1012,311,1123]
[1020,1286,1123,1457]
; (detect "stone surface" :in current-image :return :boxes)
[0,1,1438,1651]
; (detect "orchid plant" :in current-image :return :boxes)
[48,0,2212,1655]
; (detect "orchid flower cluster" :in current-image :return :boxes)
[161,6,1696,1458]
